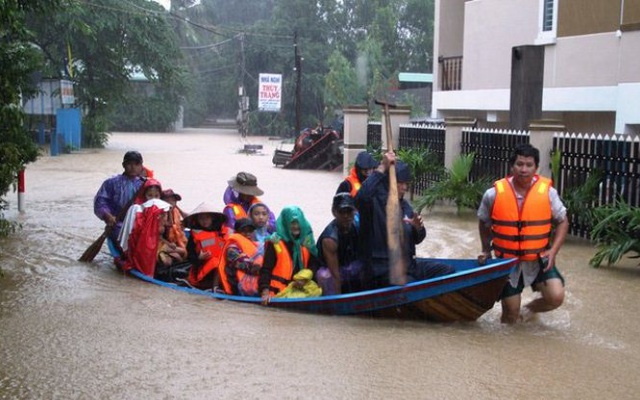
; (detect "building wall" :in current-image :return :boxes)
[432,0,640,134]
[462,0,539,90]
[558,0,621,36]
[433,0,466,91]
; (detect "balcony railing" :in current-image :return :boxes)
[438,55,462,91]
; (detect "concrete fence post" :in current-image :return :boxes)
[444,117,477,170]
[381,106,411,151]
[528,120,565,179]
[342,105,369,175]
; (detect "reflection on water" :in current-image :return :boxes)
[1,130,639,399]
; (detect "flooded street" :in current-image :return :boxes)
[1,129,639,399]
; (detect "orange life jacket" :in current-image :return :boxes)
[345,167,362,197]
[224,197,262,220]
[218,233,263,295]
[490,176,552,261]
[166,207,187,249]
[267,241,311,295]
[188,228,227,287]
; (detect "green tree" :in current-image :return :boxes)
[1,0,61,237]
[28,0,187,146]
[324,50,364,119]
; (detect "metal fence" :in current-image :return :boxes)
[554,132,640,237]
[461,128,530,182]
[366,122,640,239]
[366,122,382,149]
[398,124,446,195]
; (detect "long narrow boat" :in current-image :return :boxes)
[127,258,517,322]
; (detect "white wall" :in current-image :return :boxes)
[462,0,539,90]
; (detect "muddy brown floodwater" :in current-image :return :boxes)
[1,129,639,399]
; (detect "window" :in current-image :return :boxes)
[536,0,558,45]
[542,0,554,31]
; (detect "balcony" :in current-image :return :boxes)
[438,55,462,91]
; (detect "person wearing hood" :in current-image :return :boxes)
[184,202,229,289]
[259,206,320,304]
[93,150,146,243]
[336,151,378,197]
[118,178,163,253]
[222,172,276,232]
[355,151,454,290]
[121,198,172,278]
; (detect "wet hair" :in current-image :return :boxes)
[509,143,539,167]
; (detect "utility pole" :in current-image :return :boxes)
[237,32,248,137]
[294,31,302,134]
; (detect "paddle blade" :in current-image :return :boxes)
[78,231,108,262]
[386,164,407,285]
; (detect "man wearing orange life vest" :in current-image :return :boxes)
[223,171,276,232]
[336,151,378,197]
[477,143,569,324]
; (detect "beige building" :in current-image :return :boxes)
[432,0,640,134]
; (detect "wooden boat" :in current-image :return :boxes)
[127,257,517,323]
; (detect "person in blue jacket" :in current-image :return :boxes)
[355,151,454,290]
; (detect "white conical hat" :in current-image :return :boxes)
[184,202,226,227]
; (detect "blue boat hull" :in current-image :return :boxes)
[127,258,517,322]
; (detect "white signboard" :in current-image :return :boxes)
[60,80,75,105]
[258,73,282,112]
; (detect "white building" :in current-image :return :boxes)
[432,0,640,134]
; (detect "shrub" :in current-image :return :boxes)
[414,152,492,214]
[589,200,640,267]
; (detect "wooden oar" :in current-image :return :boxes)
[375,98,407,285]
[79,178,146,262]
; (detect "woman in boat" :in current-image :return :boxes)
[222,172,276,233]
[121,198,172,278]
[218,218,262,296]
[184,202,228,290]
[259,206,320,304]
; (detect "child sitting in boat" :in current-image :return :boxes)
[259,206,320,304]
[218,218,263,296]
[160,189,188,251]
[274,268,322,299]
[184,202,228,290]
[248,202,274,253]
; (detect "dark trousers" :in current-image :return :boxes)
[366,258,455,290]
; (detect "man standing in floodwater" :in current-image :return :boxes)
[477,143,569,323]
